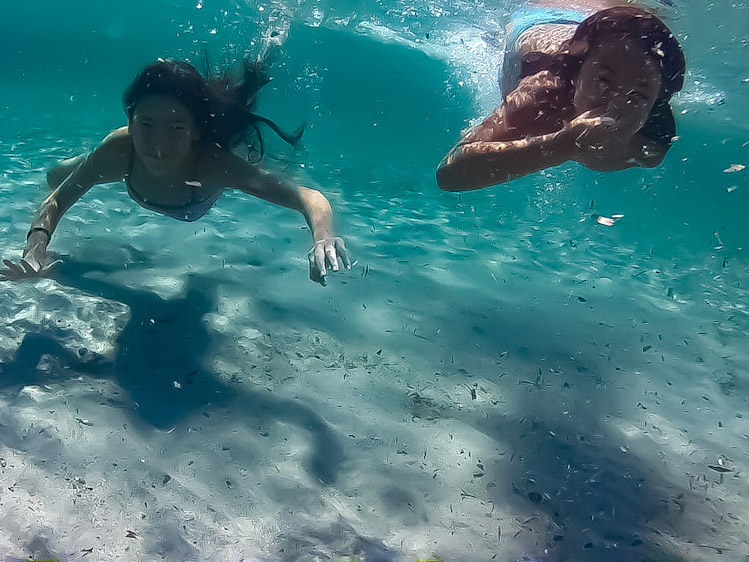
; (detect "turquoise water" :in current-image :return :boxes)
[1,0,749,560]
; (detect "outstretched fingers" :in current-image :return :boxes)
[308,247,326,285]
[0,256,61,281]
[334,238,352,270]
[307,237,352,285]
[325,244,339,272]
[1,259,29,281]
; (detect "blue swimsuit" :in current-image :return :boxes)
[124,150,223,222]
[500,5,590,96]
[505,6,589,48]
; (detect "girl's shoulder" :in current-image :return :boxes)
[83,127,133,181]
[98,126,134,159]
[503,70,575,135]
[515,23,578,60]
[101,126,131,144]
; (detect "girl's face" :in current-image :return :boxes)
[573,35,662,137]
[129,94,200,177]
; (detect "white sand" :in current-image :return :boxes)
[1,172,748,561]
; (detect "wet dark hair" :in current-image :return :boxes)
[123,58,303,159]
[523,6,685,147]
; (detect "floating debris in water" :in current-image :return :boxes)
[723,164,745,173]
[593,214,624,227]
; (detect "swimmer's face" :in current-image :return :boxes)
[574,35,662,137]
[129,94,200,176]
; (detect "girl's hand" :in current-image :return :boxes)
[565,110,627,168]
[307,236,351,286]
[567,110,617,143]
[0,233,61,281]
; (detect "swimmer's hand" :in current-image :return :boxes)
[567,110,617,141]
[566,111,627,169]
[307,236,351,286]
[0,232,62,281]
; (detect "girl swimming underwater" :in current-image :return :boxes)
[437,1,685,190]
[2,58,350,285]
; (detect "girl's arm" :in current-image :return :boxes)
[437,71,576,191]
[1,135,129,279]
[437,77,666,189]
[437,126,576,191]
[222,154,351,285]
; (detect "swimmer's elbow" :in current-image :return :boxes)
[437,163,507,192]
[436,166,457,191]
[437,163,473,192]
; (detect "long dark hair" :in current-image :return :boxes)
[522,6,685,148]
[123,58,303,159]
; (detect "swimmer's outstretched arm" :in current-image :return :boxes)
[437,107,661,191]
[222,154,351,285]
[437,68,669,190]
[437,125,576,191]
[437,71,580,190]
[1,136,127,280]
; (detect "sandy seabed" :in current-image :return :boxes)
[1,178,748,562]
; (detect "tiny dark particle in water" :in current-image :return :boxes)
[708,465,732,473]
[162,474,171,485]
[643,345,652,352]
[527,491,542,504]
[577,296,587,302]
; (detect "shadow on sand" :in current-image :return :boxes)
[0,257,343,487]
